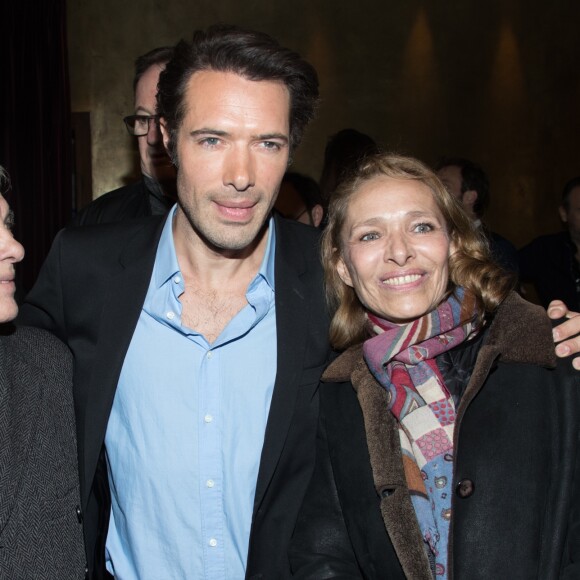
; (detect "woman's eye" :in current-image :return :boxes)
[360,232,380,242]
[414,222,433,233]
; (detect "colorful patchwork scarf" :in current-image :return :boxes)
[362,287,479,579]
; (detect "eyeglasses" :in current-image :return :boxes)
[123,114,159,137]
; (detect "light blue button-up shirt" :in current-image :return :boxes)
[105,206,277,579]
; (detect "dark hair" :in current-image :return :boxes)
[324,153,513,350]
[437,157,489,219]
[281,172,323,211]
[561,176,580,211]
[319,129,380,202]
[157,25,319,161]
[133,46,175,92]
[0,166,10,197]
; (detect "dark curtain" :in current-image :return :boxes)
[0,0,72,297]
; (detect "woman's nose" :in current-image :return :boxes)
[384,235,413,266]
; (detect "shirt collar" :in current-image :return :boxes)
[152,206,276,291]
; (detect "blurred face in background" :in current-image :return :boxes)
[0,195,24,323]
[134,63,175,182]
[437,164,477,219]
[560,186,580,244]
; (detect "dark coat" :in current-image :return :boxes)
[290,293,580,579]
[71,180,166,226]
[0,326,85,579]
[519,231,580,310]
[18,213,332,579]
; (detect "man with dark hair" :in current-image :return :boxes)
[20,25,328,579]
[73,46,176,225]
[275,172,325,227]
[319,128,380,203]
[437,157,519,275]
[519,176,580,310]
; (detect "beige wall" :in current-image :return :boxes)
[68,0,580,247]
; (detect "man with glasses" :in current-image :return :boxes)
[73,46,176,226]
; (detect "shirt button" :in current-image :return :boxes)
[207,351,213,359]
[204,414,213,423]
[173,276,181,284]
[207,479,215,488]
[209,538,217,547]
[166,311,175,320]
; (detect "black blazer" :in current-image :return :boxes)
[19,213,332,579]
[0,326,85,579]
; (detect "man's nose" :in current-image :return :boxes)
[0,234,25,265]
[223,147,255,192]
[146,117,163,146]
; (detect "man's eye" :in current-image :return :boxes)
[134,117,149,130]
[261,141,281,150]
[5,210,14,230]
[201,137,220,147]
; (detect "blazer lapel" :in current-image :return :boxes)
[253,218,310,509]
[79,218,164,507]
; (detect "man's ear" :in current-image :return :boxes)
[462,189,478,210]
[159,117,178,166]
[311,204,324,228]
[559,205,569,223]
[159,117,171,151]
[336,256,354,288]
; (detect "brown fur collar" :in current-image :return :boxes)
[322,292,556,384]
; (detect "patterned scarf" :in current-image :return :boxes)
[362,287,479,579]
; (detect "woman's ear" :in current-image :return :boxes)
[336,255,354,288]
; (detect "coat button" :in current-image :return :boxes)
[84,565,89,579]
[379,486,396,498]
[456,479,475,498]
[76,506,83,523]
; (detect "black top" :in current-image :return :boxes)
[72,178,173,226]
[519,231,580,310]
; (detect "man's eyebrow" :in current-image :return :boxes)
[135,106,155,116]
[189,129,230,137]
[189,129,289,144]
[255,133,289,143]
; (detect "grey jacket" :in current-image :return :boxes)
[0,326,85,579]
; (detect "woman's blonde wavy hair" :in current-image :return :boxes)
[322,153,515,350]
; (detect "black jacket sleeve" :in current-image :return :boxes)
[289,400,363,579]
[17,229,67,340]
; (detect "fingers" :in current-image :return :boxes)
[555,342,580,369]
[547,300,570,320]
[552,312,580,343]
[550,302,580,368]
